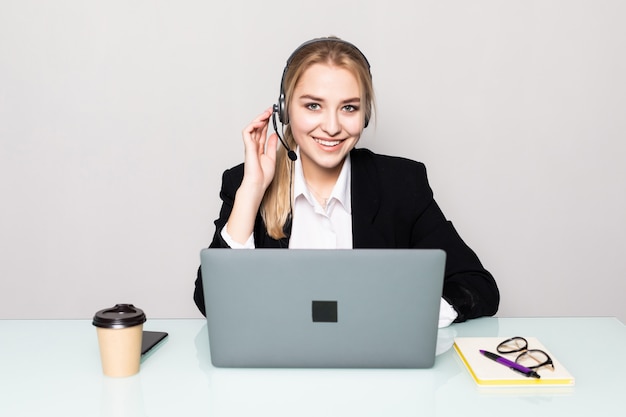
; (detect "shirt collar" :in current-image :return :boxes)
[293,147,352,214]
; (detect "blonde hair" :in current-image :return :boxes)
[261,37,375,239]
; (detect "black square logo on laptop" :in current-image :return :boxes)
[312,300,338,322]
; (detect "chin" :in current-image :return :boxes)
[314,154,350,170]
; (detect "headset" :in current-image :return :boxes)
[272,38,372,161]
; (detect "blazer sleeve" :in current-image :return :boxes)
[407,166,500,322]
[413,200,499,322]
[193,165,242,316]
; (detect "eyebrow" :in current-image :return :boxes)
[297,94,361,104]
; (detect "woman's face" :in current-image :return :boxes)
[289,63,364,178]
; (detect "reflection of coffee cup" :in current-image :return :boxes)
[100,374,146,417]
[93,304,146,377]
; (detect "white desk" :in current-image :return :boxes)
[1,317,624,416]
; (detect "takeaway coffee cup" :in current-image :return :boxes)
[93,304,146,377]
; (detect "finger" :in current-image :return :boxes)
[254,108,273,124]
[244,108,272,132]
[243,121,267,148]
[266,132,279,159]
[242,108,274,154]
[259,120,270,151]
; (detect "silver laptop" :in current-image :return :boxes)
[200,248,446,368]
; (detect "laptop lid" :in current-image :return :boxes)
[200,248,446,368]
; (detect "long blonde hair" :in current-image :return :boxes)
[261,37,375,239]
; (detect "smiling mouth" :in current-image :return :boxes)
[314,138,342,147]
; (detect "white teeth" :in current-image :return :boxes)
[314,138,341,147]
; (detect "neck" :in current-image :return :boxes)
[301,159,344,195]
[301,164,343,211]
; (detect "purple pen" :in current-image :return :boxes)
[479,350,541,379]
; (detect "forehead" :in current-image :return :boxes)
[294,63,361,98]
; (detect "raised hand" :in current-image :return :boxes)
[241,106,279,194]
[225,107,279,244]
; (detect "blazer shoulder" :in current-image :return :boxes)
[351,148,427,177]
[223,162,245,179]
[220,162,245,191]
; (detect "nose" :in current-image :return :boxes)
[321,111,341,137]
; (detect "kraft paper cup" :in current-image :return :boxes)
[93,304,146,378]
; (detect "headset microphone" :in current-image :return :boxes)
[272,104,297,161]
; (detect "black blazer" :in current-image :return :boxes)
[194,148,499,322]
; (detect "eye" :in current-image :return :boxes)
[306,103,321,111]
[342,104,359,113]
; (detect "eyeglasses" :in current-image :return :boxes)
[496,337,555,371]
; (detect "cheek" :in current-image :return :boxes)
[290,112,317,135]
[343,116,364,136]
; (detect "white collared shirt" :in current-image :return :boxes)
[288,149,353,249]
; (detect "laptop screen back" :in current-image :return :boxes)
[200,248,446,368]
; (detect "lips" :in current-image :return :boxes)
[314,138,342,147]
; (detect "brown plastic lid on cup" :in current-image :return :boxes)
[92,304,146,329]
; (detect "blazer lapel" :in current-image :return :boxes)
[350,149,382,247]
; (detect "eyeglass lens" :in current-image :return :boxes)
[497,337,528,354]
[496,337,554,371]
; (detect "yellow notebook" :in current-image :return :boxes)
[453,337,575,387]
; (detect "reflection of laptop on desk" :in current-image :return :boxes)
[200,248,446,368]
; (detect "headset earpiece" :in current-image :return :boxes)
[277,92,288,125]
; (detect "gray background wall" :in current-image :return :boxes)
[1,1,625,321]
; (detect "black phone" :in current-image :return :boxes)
[141,330,168,358]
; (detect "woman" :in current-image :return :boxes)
[194,37,499,325]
